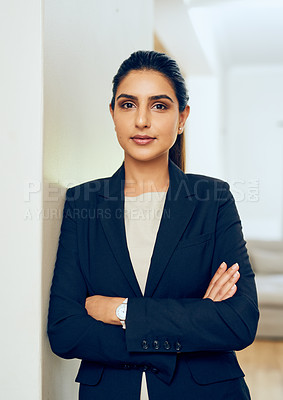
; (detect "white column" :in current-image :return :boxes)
[0,1,43,399]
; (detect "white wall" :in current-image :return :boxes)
[186,75,222,178]
[224,65,283,240]
[0,1,43,399]
[186,65,283,241]
[42,1,154,399]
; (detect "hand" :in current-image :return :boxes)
[85,295,126,325]
[203,262,240,302]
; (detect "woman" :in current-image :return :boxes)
[48,51,259,400]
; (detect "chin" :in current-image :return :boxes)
[125,151,169,163]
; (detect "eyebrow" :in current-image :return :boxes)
[116,93,174,103]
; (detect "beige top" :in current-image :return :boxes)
[124,191,167,400]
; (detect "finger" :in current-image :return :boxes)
[209,262,228,286]
[220,283,238,301]
[213,271,240,301]
[208,264,239,300]
[203,262,227,298]
[206,263,239,300]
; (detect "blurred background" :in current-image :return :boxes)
[1,0,282,399]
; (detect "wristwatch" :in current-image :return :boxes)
[115,298,128,329]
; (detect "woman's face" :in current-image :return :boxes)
[110,69,190,163]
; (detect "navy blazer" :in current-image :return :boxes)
[48,159,259,400]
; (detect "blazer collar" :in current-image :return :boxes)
[97,159,197,297]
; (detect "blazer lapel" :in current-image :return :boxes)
[97,164,143,297]
[97,159,196,298]
[144,160,197,297]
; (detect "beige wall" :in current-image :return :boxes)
[42,1,154,399]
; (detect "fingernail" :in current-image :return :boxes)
[231,284,236,290]
[233,271,240,278]
[232,263,239,270]
[220,262,226,268]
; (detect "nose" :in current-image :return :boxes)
[135,106,151,129]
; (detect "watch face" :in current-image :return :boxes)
[116,304,126,320]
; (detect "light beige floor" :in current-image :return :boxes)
[236,339,283,400]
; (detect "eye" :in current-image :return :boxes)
[121,102,135,109]
[153,103,167,110]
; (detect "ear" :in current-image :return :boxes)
[178,105,190,133]
[109,103,114,120]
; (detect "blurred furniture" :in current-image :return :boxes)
[247,240,283,338]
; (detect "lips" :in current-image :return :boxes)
[132,135,154,139]
[131,135,156,145]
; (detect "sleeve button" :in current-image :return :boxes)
[175,341,182,351]
[141,339,149,350]
[153,340,160,350]
[163,340,171,350]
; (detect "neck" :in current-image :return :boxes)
[124,154,170,197]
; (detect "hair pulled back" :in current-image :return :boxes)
[111,50,189,171]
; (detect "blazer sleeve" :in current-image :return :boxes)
[125,182,260,353]
[47,188,176,384]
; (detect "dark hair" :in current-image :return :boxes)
[111,50,189,171]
